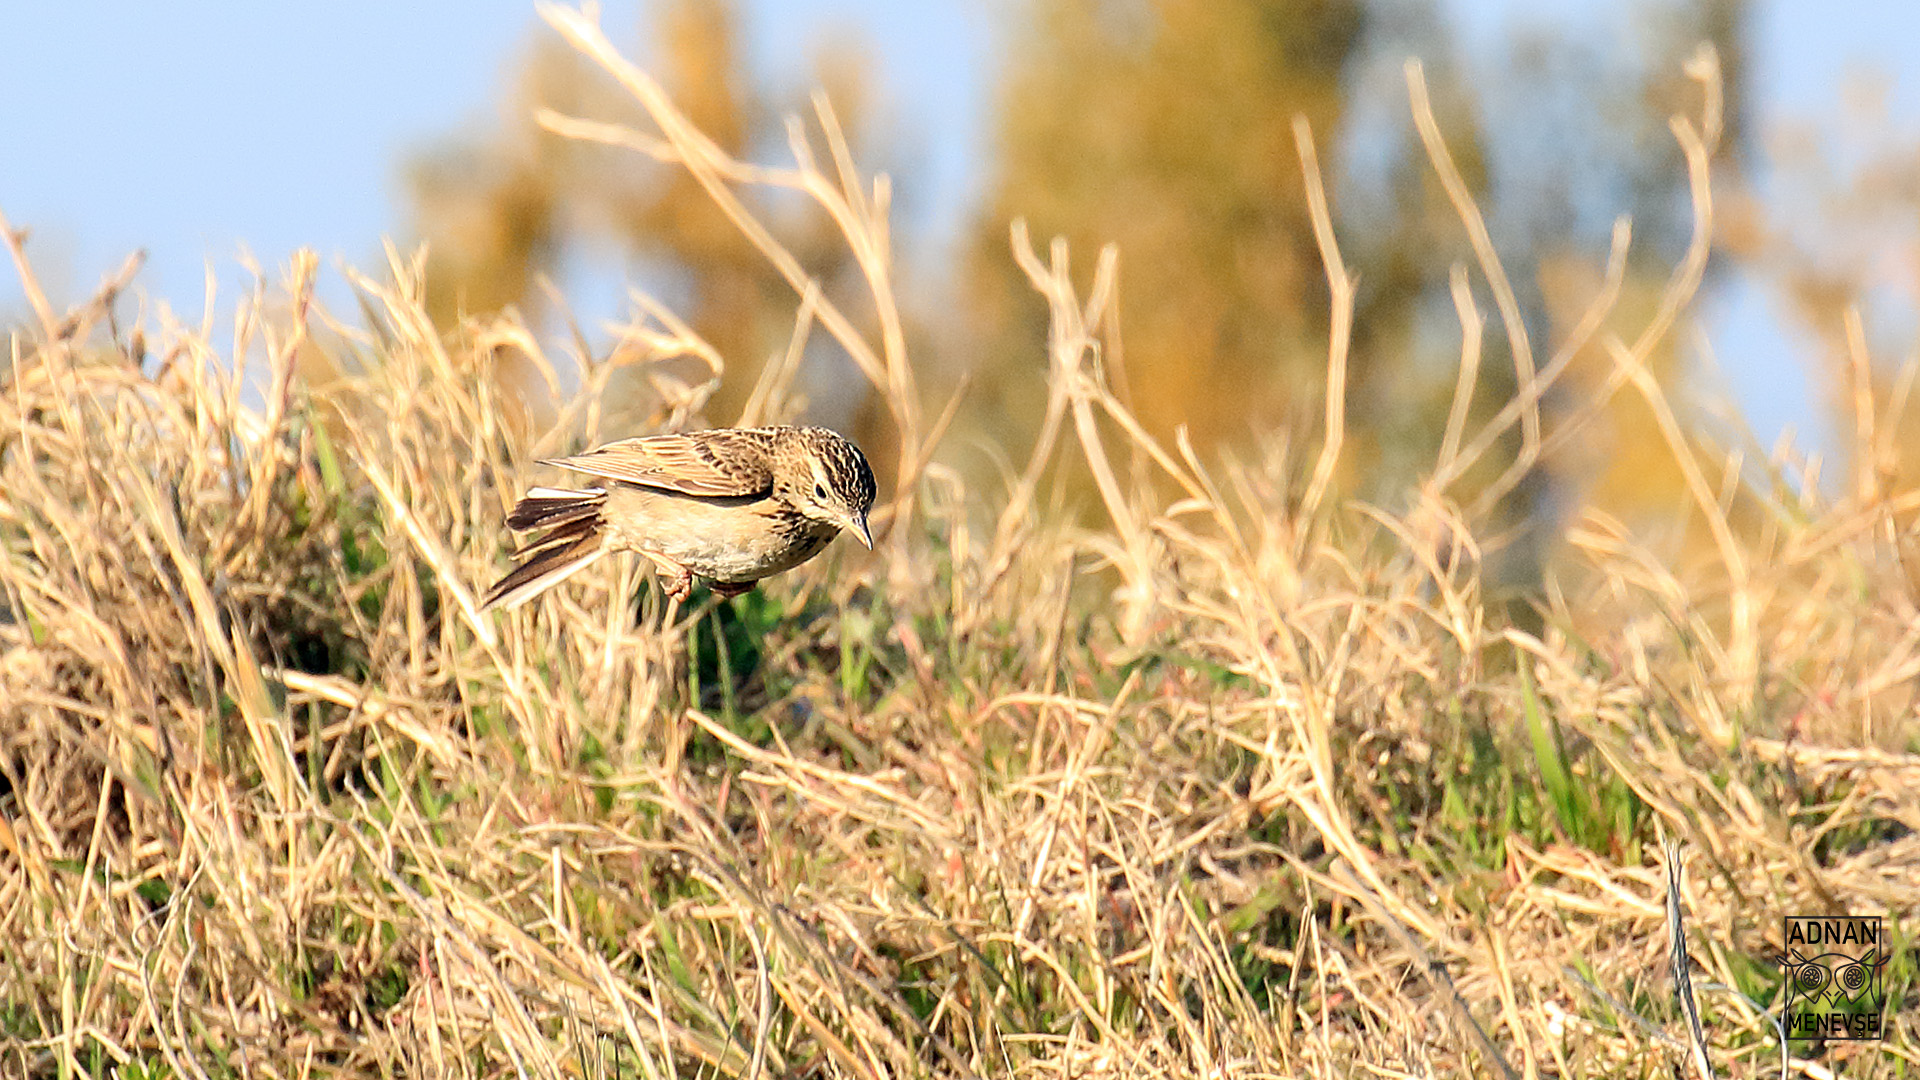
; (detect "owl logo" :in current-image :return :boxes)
[1781,915,1889,1042]
[1785,948,1884,1009]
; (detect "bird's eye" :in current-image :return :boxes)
[813,482,828,501]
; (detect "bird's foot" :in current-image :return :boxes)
[643,552,695,603]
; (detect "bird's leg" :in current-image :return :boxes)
[642,551,694,602]
[709,579,756,599]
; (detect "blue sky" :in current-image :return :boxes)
[3,1,1917,454]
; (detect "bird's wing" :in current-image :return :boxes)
[542,429,775,497]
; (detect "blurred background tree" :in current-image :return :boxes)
[957,0,1748,581]
[409,0,894,450]
[962,0,1366,466]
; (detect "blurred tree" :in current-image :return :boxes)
[407,0,888,442]
[964,0,1753,574]
[964,0,1369,468]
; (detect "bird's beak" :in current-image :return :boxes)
[850,512,873,549]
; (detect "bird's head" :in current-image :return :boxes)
[783,427,876,547]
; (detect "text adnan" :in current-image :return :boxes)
[1786,919,1879,946]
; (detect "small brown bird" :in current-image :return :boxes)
[482,426,876,611]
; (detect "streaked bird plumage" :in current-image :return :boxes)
[483,426,876,611]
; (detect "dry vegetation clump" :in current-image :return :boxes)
[2,10,1916,1080]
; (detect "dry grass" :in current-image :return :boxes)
[3,12,1916,1079]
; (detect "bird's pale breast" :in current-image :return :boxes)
[600,483,839,583]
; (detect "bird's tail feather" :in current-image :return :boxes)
[484,487,611,611]
[506,486,606,531]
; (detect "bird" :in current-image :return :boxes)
[482,425,876,611]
